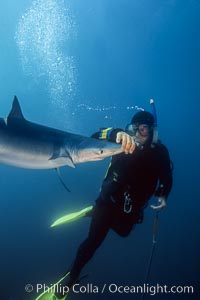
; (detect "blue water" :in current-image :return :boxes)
[0,0,199,299]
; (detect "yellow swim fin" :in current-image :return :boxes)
[35,272,70,300]
[51,206,93,228]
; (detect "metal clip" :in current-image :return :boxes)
[124,192,133,214]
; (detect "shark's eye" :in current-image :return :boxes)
[99,149,104,155]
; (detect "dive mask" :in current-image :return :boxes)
[125,123,152,137]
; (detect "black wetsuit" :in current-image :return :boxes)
[67,128,173,284]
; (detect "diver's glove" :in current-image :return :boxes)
[116,131,135,154]
[150,196,166,211]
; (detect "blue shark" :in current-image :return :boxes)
[0,96,122,169]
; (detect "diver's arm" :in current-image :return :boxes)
[92,128,135,154]
[151,196,167,211]
[151,145,173,211]
[91,128,122,141]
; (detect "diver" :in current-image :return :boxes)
[54,109,173,299]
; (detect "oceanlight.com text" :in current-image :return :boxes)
[106,283,194,295]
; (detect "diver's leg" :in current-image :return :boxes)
[70,204,111,281]
[55,203,111,297]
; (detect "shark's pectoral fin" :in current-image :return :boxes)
[55,168,71,192]
[49,152,75,168]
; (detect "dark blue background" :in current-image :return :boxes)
[0,1,199,299]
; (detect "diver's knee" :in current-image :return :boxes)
[119,231,131,237]
[116,224,135,237]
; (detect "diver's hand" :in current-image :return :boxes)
[116,131,136,154]
[151,197,166,211]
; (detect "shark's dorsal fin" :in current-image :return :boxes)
[7,96,25,121]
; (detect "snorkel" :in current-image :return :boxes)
[150,99,158,145]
